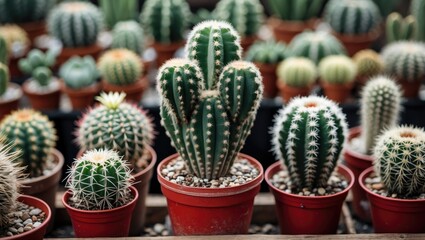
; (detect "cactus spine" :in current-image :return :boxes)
[245,40,287,64]
[268,0,325,21]
[0,63,8,97]
[0,0,56,23]
[111,21,144,55]
[411,0,425,41]
[98,49,142,86]
[353,50,384,81]
[386,13,417,43]
[319,55,357,84]
[0,35,7,65]
[277,57,317,87]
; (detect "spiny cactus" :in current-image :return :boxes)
[411,0,425,41]
[324,0,382,35]
[140,0,190,44]
[98,49,142,86]
[287,31,346,64]
[111,21,144,55]
[272,96,348,190]
[245,40,287,64]
[319,55,357,84]
[386,13,417,43]
[0,35,7,65]
[0,0,56,23]
[374,126,425,196]
[268,0,325,21]
[66,149,133,210]
[0,63,8,97]
[0,24,29,54]
[59,56,98,89]
[353,49,384,81]
[100,0,138,29]
[277,57,317,87]
[18,49,57,87]
[0,109,57,178]
[47,2,103,47]
[360,76,401,155]
[77,92,154,168]
[214,0,265,38]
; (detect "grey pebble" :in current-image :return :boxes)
[33,222,41,228]
[8,227,18,233]
[29,208,42,216]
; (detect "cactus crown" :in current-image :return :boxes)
[386,13,417,43]
[272,96,348,190]
[277,57,317,87]
[319,55,357,84]
[374,126,425,196]
[0,0,55,23]
[98,49,142,86]
[111,20,144,55]
[353,49,384,79]
[245,40,287,64]
[411,0,425,41]
[0,63,9,97]
[268,0,325,21]
[59,56,99,89]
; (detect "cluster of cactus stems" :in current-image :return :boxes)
[411,0,425,41]
[59,56,99,89]
[277,57,317,87]
[111,21,144,55]
[98,49,142,86]
[245,40,287,64]
[353,50,384,80]
[66,149,133,210]
[386,13,417,43]
[268,0,325,21]
[0,0,55,23]
[158,21,263,180]
[18,49,57,87]
[0,35,7,65]
[100,0,138,29]
[272,96,348,190]
[0,63,9,97]
[319,55,357,84]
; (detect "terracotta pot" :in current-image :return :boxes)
[22,79,61,110]
[157,153,263,235]
[268,17,319,43]
[277,80,312,103]
[265,162,354,234]
[334,29,380,56]
[343,127,374,222]
[360,167,425,233]
[56,44,103,67]
[320,81,354,103]
[20,149,64,233]
[63,186,139,237]
[102,76,148,104]
[254,62,278,99]
[61,81,101,110]
[152,41,185,67]
[17,21,46,45]
[2,195,51,240]
[0,83,22,120]
[397,79,421,99]
[240,35,258,53]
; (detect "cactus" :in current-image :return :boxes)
[268,0,325,21]
[245,40,287,64]
[99,0,137,29]
[277,57,317,87]
[0,109,57,178]
[374,126,425,196]
[324,0,382,35]
[0,25,29,54]
[18,48,57,87]
[111,21,144,55]
[271,96,348,190]
[191,9,215,26]
[353,49,384,80]
[97,49,142,86]
[0,35,7,64]
[287,31,346,64]
[0,0,56,23]
[77,92,154,168]
[66,149,133,210]
[386,13,417,43]
[411,0,425,41]
[59,56,98,89]
[140,0,190,44]
[214,0,265,38]
[0,63,9,97]
[360,76,401,155]
[319,55,357,84]
[47,2,103,47]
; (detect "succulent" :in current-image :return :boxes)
[0,63,9,97]
[59,56,98,89]
[245,40,287,64]
[0,109,57,178]
[111,21,144,55]
[214,0,265,38]
[372,0,400,17]
[287,31,346,64]
[360,76,401,155]
[276,57,317,87]
[18,48,57,87]
[411,0,425,41]
[0,35,7,64]
[319,55,357,84]
[191,8,215,26]
[140,0,190,44]
[374,126,425,196]
[0,24,29,54]
[271,96,348,190]
[324,0,382,35]
[97,49,142,86]
[47,2,103,47]
[66,149,133,210]
[386,13,417,43]
[353,50,384,80]
[77,92,154,168]
[99,0,137,29]
[0,0,56,23]
[268,0,325,21]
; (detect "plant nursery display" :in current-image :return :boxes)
[385,12,417,43]
[0,25,30,77]
[352,50,384,86]
[0,63,22,119]
[99,0,138,30]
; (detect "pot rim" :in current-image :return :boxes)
[21,148,64,185]
[132,145,157,178]
[344,126,374,161]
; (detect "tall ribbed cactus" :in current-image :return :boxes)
[319,55,357,84]
[353,50,384,80]
[0,109,57,178]
[386,13,417,43]
[0,35,7,65]
[268,0,325,21]
[66,149,133,210]
[0,63,8,97]
[411,0,425,41]
[374,126,425,196]
[0,0,56,23]
[272,96,348,190]
[245,40,287,64]
[360,76,401,155]
[111,21,144,55]
[277,57,317,87]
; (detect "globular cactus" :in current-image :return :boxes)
[277,57,317,87]
[287,31,346,64]
[386,13,417,43]
[111,21,144,55]
[214,0,265,38]
[98,49,142,86]
[360,76,401,155]
[66,149,133,210]
[268,0,325,21]
[100,0,138,29]
[59,56,98,89]
[245,40,287,64]
[0,0,55,23]
[0,35,7,64]
[324,0,382,35]
[140,0,190,44]
[353,49,384,81]
[0,25,29,54]
[77,92,154,168]
[374,126,425,196]
[0,63,9,97]
[319,55,357,84]
[47,2,103,47]
[411,0,425,41]
[272,96,348,190]
[0,109,57,178]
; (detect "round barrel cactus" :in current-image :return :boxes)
[319,55,357,84]
[111,20,144,55]
[0,0,56,23]
[245,40,287,64]
[0,35,7,64]
[59,56,98,89]
[277,57,317,87]
[353,49,383,81]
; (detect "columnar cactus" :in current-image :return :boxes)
[0,0,56,23]
[66,149,133,210]
[100,0,138,29]
[0,35,7,64]
[268,0,325,21]
[319,55,357,84]
[386,13,417,43]
[0,109,57,177]
[245,40,287,64]
[111,21,144,55]
[374,126,425,196]
[0,63,8,97]
[271,96,348,190]
[47,2,103,47]
[353,50,384,80]
[77,92,154,168]
[59,56,98,89]
[97,49,142,86]
[140,0,190,44]
[277,57,317,87]
[411,0,425,41]
[360,76,401,154]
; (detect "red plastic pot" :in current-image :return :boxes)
[360,167,425,233]
[62,186,139,237]
[157,153,263,235]
[265,162,354,234]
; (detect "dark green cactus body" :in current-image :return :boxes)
[59,56,98,89]
[0,0,56,23]
[0,35,7,65]
[111,21,144,55]
[386,13,417,43]
[245,40,286,64]
[411,0,425,41]
[0,63,8,96]
[268,0,325,21]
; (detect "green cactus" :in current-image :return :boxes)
[353,49,384,80]
[272,96,348,190]
[245,40,287,64]
[319,55,357,84]
[360,76,401,155]
[100,0,137,29]
[77,92,154,168]
[0,35,7,65]
[47,2,103,47]
[0,24,29,54]
[140,0,190,44]
[268,0,325,21]
[32,67,52,87]
[18,48,57,87]
[411,0,425,41]
[277,57,317,87]
[386,13,417,43]
[374,126,425,196]
[59,56,98,89]
[0,63,9,97]
[111,21,144,55]
[0,109,57,178]
[191,9,215,26]
[324,0,382,35]
[66,149,133,210]
[0,0,56,24]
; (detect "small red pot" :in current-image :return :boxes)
[360,167,425,233]
[333,29,380,56]
[254,62,278,99]
[61,81,101,110]
[62,186,139,238]
[265,162,354,234]
[268,17,320,43]
[320,81,354,104]
[240,35,258,53]
[152,41,185,67]
[397,79,421,99]
[157,153,263,235]
[102,76,148,104]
